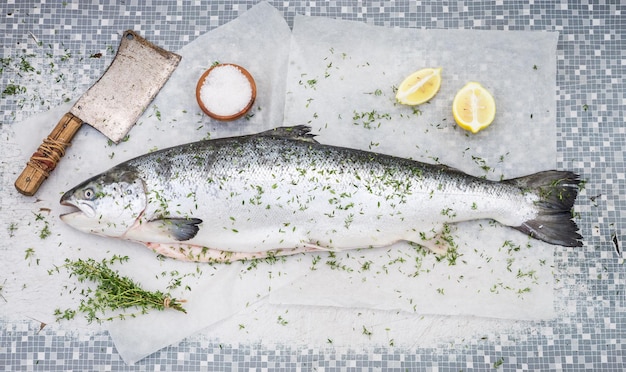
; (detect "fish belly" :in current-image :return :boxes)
[143,173,527,254]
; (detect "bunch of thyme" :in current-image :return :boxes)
[54,255,186,324]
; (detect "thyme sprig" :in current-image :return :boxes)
[54,255,186,324]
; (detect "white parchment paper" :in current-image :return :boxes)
[0,2,561,365]
[273,13,560,319]
[283,15,559,178]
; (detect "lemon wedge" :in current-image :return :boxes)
[452,82,496,133]
[396,67,442,105]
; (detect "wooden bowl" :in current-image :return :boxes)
[195,63,256,121]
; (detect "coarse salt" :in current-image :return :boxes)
[199,65,252,117]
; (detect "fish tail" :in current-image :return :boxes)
[508,171,583,247]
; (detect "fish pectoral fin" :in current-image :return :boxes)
[148,217,203,241]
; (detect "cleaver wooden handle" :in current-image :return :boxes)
[15,112,83,196]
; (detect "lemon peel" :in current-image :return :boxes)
[452,81,496,134]
[396,67,442,105]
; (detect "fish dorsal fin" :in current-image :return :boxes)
[258,125,319,143]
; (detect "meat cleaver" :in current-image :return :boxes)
[15,30,182,196]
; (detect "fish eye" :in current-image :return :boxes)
[84,188,95,200]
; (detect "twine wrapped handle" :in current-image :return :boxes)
[14,112,83,196]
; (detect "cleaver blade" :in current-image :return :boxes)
[15,30,182,196]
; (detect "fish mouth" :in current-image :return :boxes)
[60,199,96,219]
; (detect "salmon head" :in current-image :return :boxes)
[60,168,147,238]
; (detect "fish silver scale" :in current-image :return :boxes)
[122,133,537,253]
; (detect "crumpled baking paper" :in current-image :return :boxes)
[273,12,560,317]
[1,2,561,365]
[283,14,558,178]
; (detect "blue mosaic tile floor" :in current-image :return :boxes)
[1,1,625,370]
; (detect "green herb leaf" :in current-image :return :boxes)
[55,256,186,324]
[494,357,504,368]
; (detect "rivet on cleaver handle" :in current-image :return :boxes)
[15,30,182,196]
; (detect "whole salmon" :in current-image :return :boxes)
[60,126,582,262]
